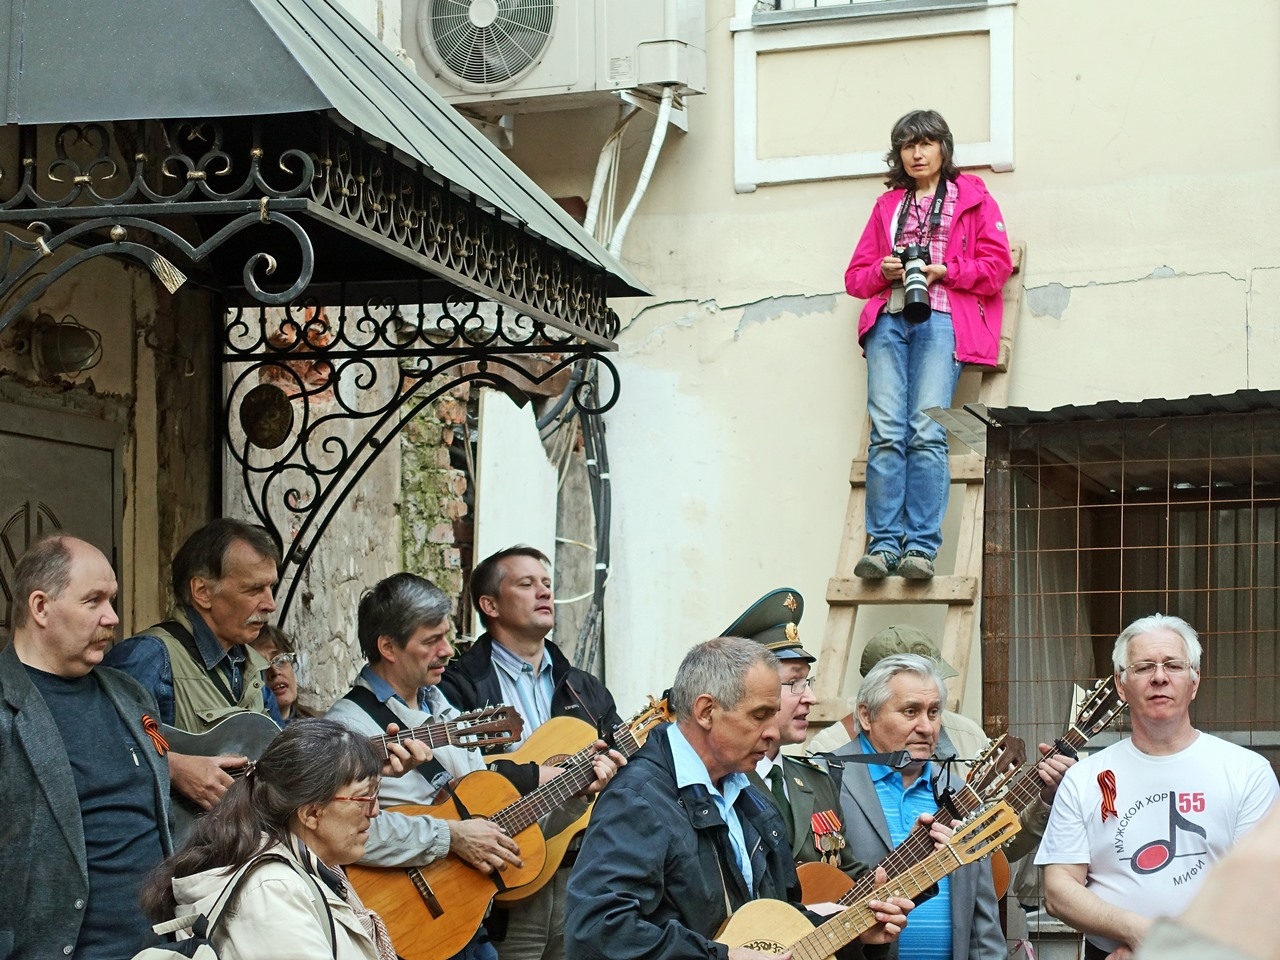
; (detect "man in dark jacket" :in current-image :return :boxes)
[440,545,623,960]
[0,535,174,960]
[564,636,911,960]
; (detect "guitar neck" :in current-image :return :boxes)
[837,726,1093,907]
[368,717,473,759]
[795,844,963,960]
[487,723,642,836]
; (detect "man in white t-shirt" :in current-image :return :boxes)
[1036,614,1278,960]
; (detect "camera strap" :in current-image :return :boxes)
[893,176,949,248]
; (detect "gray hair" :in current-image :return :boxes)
[669,636,779,721]
[856,653,947,724]
[11,535,75,630]
[357,572,453,663]
[1112,614,1202,673]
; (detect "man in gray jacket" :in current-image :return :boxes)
[831,653,1006,960]
[0,535,173,960]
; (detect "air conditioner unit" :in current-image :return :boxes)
[402,0,707,117]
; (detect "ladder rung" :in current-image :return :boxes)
[826,575,977,605]
[848,451,985,485]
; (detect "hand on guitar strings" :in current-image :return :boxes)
[581,741,627,796]
[1033,743,1076,805]
[856,866,915,945]
[379,722,434,778]
[168,751,246,810]
[447,817,523,874]
[916,811,955,849]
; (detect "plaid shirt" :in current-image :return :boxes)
[895,178,958,314]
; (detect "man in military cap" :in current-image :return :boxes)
[725,588,867,879]
[810,623,1071,862]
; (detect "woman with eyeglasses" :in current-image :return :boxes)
[141,718,396,960]
[253,624,318,723]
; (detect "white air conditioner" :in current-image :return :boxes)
[402,0,707,116]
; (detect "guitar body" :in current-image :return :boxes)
[795,860,855,905]
[990,849,1011,900]
[163,713,282,843]
[717,899,821,958]
[346,770,549,960]
[491,716,600,905]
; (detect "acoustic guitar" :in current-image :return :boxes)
[495,696,674,905]
[718,801,1021,959]
[164,705,524,840]
[347,697,672,960]
[796,675,1127,904]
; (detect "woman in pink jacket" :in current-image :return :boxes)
[844,110,1012,580]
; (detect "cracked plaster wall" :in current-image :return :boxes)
[485,0,1279,715]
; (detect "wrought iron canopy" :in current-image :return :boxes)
[0,0,644,338]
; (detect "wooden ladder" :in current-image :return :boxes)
[811,243,1026,723]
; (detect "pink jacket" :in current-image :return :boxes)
[844,173,1013,367]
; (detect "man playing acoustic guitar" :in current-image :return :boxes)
[565,636,914,960]
[328,572,623,960]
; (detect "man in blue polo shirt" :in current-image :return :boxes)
[831,653,1006,960]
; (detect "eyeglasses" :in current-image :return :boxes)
[332,793,380,816]
[1125,659,1194,677]
[782,676,818,695]
[267,653,298,669]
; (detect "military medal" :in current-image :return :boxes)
[811,809,846,864]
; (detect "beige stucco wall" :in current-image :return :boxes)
[489,0,1280,720]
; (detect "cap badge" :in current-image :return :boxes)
[783,593,798,612]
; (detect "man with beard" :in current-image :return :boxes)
[104,518,282,811]
[1,535,173,959]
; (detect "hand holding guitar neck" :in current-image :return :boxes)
[378,722,433,779]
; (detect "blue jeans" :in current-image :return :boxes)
[863,309,962,558]
[453,930,499,960]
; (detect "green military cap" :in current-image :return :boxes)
[860,623,958,679]
[722,588,814,662]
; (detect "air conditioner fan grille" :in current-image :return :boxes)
[427,0,556,88]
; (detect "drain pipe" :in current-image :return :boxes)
[584,106,640,241]
[607,86,675,257]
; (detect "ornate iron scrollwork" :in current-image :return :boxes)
[223,296,618,622]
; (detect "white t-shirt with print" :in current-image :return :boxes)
[1036,732,1278,952]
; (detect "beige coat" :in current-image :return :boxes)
[170,843,379,960]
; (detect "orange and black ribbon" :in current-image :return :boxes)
[142,715,169,757]
[1097,769,1118,822]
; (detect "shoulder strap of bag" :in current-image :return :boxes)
[157,618,237,707]
[154,853,336,959]
[343,684,451,789]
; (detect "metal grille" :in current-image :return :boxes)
[986,411,1280,767]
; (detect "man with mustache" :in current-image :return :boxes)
[104,518,282,810]
[328,572,622,960]
[1,535,174,959]
[1036,614,1278,960]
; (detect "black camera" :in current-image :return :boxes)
[897,244,932,323]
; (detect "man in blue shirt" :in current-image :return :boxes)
[831,653,1006,960]
[104,518,283,813]
[566,636,913,960]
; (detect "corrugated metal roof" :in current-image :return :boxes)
[1,0,646,297]
[983,389,1280,427]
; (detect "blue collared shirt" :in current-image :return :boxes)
[668,723,755,892]
[490,641,554,748]
[860,734,952,960]
[357,663,455,719]
[103,606,281,727]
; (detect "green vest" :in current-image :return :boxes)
[148,608,270,733]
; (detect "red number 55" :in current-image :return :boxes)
[1178,792,1206,813]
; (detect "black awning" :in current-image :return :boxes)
[0,0,645,342]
